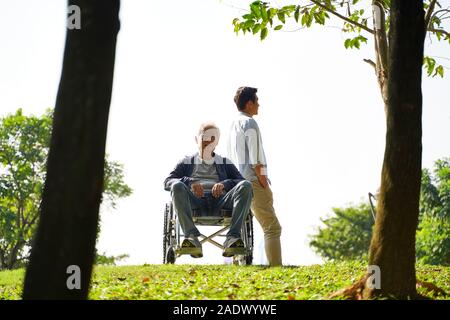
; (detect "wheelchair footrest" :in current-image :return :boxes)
[222,247,247,257]
[177,246,202,255]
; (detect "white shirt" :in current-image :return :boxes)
[227,112,267,181]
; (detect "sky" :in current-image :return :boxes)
[1,0,449,266]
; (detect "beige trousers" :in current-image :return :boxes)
[251,180,282,266]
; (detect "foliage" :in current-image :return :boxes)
[95,251,130,266]
[232,0,449,77]
[309,158,450,265]
[309,203,374,260]
[0,109,51,270]
[416,158,450,265]
[0,262,448,300]
[103,160,133,209]
[0,109,132,270]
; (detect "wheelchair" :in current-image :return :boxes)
[163,200,254,265]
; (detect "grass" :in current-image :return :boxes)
[0,261,448,300]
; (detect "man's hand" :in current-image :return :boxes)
[255,164,269,189]
[211,183,225,198]
[257,175,269,189]
[191,183,204,198]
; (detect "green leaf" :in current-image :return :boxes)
[274,25,283,31]
[243,19,255,30]
[301,13,311,27]
[261,27,268,40]
[433,65,444,78]
[358,35,368,43]
[306,12,313,27]
[283,5,297,14]
[343,36,367,50]
[344,38,352,49]
[423,56,436,76]
[252,23,261,34]
[294,6,300,23]
[269,8,278,20]
[314,12,325,25]
[277,11,286,24]
[261,6,268,20]
[234,22,240,33]
[250,2,262,19]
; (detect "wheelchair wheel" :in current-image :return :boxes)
[163,203,176,264]
[166,247,176,264]
[244,213,254,265]
[233,212,254,265]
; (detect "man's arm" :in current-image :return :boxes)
[163,159,193,191]
[246,121,268,188]
[254,164,269,188]
[219,161,245,192]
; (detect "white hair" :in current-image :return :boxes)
[197,122,220,138]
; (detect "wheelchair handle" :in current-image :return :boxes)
[368,192,377,221]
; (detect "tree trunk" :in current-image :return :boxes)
[365,0,425,299]
[6,239,24,270]
[23,0,120,299]
[372,0,389,107]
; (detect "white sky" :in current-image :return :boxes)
[1,0,449,266]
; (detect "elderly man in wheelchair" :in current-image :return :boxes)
[163,122,253,260]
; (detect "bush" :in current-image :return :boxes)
[310,158,450,265]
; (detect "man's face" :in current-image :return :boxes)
[195,128,219,160]
[245,95,259,116]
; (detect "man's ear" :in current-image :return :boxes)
[244,100,252,112]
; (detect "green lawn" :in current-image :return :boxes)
[1,261,448,300]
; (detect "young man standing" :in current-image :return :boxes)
[228,87,282,266]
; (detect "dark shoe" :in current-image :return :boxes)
[222,236,245,257]
[181,236,203,258]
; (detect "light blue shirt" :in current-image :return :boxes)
[227,112,267,181]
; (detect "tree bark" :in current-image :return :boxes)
[372,0,389,107]
[365,0,425,299]
[22,0,120,299]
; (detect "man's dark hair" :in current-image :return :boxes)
[234,87,258,111]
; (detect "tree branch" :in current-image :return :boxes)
[24,210,40,231]
[309,0,375,34]
[364,58,377,69]
[427,28,450,39]
[433,8,450,20]
[372,0,389,105]
[425,0,438,28]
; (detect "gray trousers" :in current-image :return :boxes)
[170,180,253,238]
